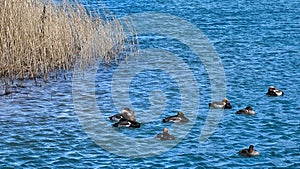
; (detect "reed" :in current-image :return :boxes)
[0,0,138,84]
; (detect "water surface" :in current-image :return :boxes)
[1,0,300,168]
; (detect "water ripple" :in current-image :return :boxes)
[1,0,300,168]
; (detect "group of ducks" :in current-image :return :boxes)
[237,86,284,157]
[219,86,283,157]
[209,86,283,157]
[108,86,284,157]
[108,108,189,140]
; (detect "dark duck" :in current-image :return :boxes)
[155,128,175,140]
[209,98,232,109]
[235,106,256,115]
[109,107,136,122]
[266,86,284,96]
[238,145,260,157]
[162,111,189,123]
[112,116,141,128]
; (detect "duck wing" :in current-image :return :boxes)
[274,90,284,96]
[112,118,140,128]
[236,109,246,114]
[238,149,250,157]
[162,133,175,140]
[209,101,225,109]
[162,115,178,122]
[109,114,124,121]
[179,115,189,122]
[155,133,175,140]
[155,133,164,140]
[267,90,284,96]
[129,121,141,128]
[112,118,130,127]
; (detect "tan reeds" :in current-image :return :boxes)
[0,0,138,83]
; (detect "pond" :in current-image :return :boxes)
[1,0,299,168]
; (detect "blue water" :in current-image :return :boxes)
[1,0,300,168]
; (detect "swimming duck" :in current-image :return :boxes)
[162,111,189,123]
[155,128,175,140]
[238,145,260,157]
[109,107,136,122]
[112,116,140,128]
[209,98,232,109]
[236,106,256,115]
[266,86,284,96]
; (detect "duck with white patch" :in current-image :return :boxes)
[236,106,256,115]
[209,98,232,109]
[266,86,284,96]
[112,116,141,128]
[109,107,136,122]
[155,128,175,140]
[238,145,260,157]
[162,111,189,123]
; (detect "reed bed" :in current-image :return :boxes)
[0,0,138,85]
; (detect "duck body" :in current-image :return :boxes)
[109,113,124,122]
[112,118,141,128]
[109,107,136,122]
[155,128,175,140]
[209,99,232,109]
[155,133,175,140]
[267,89,284,96]
[267,86,284,96]
[236,106,256,115]
[238,145,260,157]
[162,111,189,123]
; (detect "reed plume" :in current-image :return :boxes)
[0,0,138,84]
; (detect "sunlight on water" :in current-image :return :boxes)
[0,0,300,168]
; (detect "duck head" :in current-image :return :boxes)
[248,145,254,153]
[177,111,184,116]
[222,98,230,104]
[122,107,132,114]
[245,106,253,111]
[121,108,135,117]
[268,86,275,92]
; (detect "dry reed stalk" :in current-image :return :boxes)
[0,0,138,85]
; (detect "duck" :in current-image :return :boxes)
[266,86,284,96]
[112,116,140,128]
[209,98,232,109]
[238,145,260,157]
[162,111,189,123]
[236,106,256,115]
[155,128,175,140]
[109,107,136,122]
